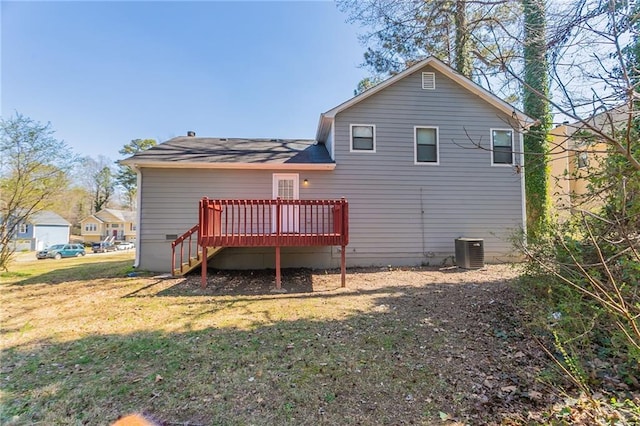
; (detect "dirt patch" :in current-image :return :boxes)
[7,260,633,424]
[168,264,556,423]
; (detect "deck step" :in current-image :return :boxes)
[173,247,224,276]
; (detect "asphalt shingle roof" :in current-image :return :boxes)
[30,211,70,226]
[100,209,136,222]
[123,137,333,165]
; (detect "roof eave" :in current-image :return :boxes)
[120,161,336,171]
[316,114,333,142]
[315,56,535,134]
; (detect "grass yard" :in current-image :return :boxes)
[1,254,565,425]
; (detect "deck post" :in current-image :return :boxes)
[199,198,207,289]
[340,197,348,287]
[171,246,176,277]
[201,244,207,289]
[275,198,282,289]
[341,245,346,287]
[275,246,281,289]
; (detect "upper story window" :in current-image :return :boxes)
[414,126,439,164]
[19,224,28,234]
[111,224,119,228]
[85,223,97,232]
[350,124,376,152]
[491,129,514,165]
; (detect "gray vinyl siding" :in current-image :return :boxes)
[136,64,524,272]
[328,64,524,266]
[137,168,339,272]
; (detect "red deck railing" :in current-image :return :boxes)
[198,197,349,289]
[170,224,202,275]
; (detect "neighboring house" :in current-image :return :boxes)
[549,124,608,220]
[80,209,137,243]
[11,210,71,251]
[122,56,533,273]
[549,106,626,219]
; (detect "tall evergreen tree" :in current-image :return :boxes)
[116,138,156,210]
[337,0,517,80]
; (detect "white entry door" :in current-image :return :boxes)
[273,173,299,233]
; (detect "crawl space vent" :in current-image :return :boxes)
[422,72,436,90]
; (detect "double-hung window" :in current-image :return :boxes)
[19,224,28,234]
[350,124,376,152]
[414,126,439,164]
[491,129,514,165]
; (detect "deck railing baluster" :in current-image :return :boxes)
[192,197,348,286]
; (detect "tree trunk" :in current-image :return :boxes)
[454,0,472,78]
[522,0,552,239]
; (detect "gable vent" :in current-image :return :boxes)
[422,72,435,90]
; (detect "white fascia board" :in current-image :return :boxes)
[316,57,534,142]
[315,114,332,142]
[125,162,336,171]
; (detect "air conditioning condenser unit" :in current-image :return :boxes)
[455,238,484,269]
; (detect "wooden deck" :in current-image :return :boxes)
[172,198,349,289]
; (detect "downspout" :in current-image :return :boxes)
[134,167,142,268]
[519,131,528,243]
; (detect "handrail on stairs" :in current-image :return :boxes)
[171,224,200,276]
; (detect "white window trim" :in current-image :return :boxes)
[414,126,440,165]
[19,224,28,234]
[349,124,377,153]
[422,72,436,90]
[490,128,515,167]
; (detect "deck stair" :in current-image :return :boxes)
[197,197,349,289]
[171,198,349,288]
[173,245,224,276]
[171,225,225,276]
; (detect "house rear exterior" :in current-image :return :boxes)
[123,57,530,273]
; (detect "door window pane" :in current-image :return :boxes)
[278,179,294,199]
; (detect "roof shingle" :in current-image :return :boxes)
[122,137,333,166]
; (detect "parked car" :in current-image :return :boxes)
[36,244,86,259]
[115,241,134,250]
[91,242,117,253]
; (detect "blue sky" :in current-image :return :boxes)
[2,1,368,161]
